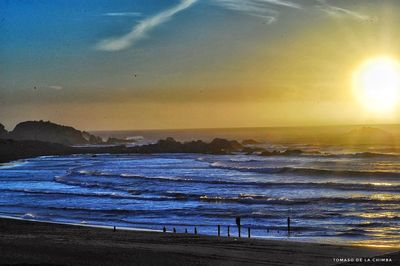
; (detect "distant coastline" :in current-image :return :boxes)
[2,120,400,164]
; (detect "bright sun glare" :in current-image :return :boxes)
[353,57,400,113]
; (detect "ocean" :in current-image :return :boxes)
[0,144,399,247]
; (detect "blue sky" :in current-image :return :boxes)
[1,0,399,130]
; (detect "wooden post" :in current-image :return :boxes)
[163,226,166,233]
[218,225,220,237]
[248,227,250,238]
[194,227,197,235]
[287,217,291,236]
[228,225,230,237]
[236,216,241,238]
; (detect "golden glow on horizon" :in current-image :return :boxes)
[353,57,400,113]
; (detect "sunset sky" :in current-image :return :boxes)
[1,0,400,130]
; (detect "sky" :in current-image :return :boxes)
[1,0,400,130]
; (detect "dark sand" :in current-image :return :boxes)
[0,218,398,266]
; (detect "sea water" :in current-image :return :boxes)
[0,152,399,247]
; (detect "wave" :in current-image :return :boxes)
[59,171,400,192]
[356,222,388,228]
[198,151,400,161]
[0,188,135,199]
[22,212,38,219]
[327,152,399,159]
[184,193,400,205]
[55,176,128,191]
[337,228,368,237]
[0,203,360,222]
[7,183,399,206]
[286,152,400,159]
[210,163,400,179]
[204,193,400,205]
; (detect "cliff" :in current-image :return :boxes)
[9,121,103,146]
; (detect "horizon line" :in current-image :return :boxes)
[89,122,400,133]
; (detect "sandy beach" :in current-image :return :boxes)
[0,217,397,266]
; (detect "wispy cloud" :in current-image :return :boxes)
[95,0,374,53]
[96,0,197,52]
[315,0,372,21]
[212,0,301,24]
[47,85,63,90]
[213,0,373,24]
[102,12,141,17]
[258,0,302,9]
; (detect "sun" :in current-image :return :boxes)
[353,56,400,113]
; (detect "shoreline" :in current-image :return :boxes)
[0,217,398,266]
[0,214,395,248]
[0,214,163,233]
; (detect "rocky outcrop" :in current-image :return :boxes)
[9,121,103,146]
[0,123,7,138]
[208,138,243,154]
[82,131,103,145]
[0,139,76,163]
[0,122,255,163]
[260,149,303,156]
[131,137,243,155]
[106,137,135,145]
[242,146,265,155]
[241,139,262,145]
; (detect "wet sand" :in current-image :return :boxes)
[0,217,398,266]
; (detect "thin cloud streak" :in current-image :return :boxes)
[47,85,63,90]
[214,0,372,23]
[102,12,141,17]
[315,0,372,21]
[317,6,370,21]
[212,0,301,23]
[258,0,302,9]
[96,0,197,52]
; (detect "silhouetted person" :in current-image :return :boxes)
[236,216,241,237]
[163,226,166,233]
[113,226,116,232]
